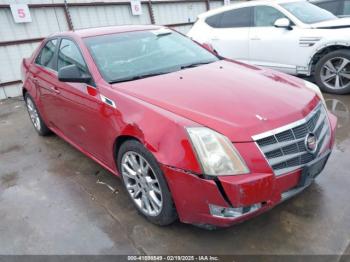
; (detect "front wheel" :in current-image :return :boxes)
[314,49,350,94]
[117,140,177,226]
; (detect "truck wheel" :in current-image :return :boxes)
[315,49,350,94]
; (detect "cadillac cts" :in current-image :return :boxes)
[21,25,337,228]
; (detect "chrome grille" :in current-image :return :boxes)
[253,103,331,176]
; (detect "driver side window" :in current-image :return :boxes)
[57,39,88,75]
[254,6,287,27]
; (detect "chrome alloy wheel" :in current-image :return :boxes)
[26,97,41,131]
[321,57,350,90]
[121,151,163,216]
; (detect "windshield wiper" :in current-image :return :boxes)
[109,71,172,84]
[109,61,215,84]
[180,61,214,70]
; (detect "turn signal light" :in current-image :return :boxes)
[87,85,98,96]
[209,203,262,218]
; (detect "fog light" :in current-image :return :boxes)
[209,203,262,218]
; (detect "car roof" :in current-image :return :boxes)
[309,0,336,2]
[50,24,163,39]
[198,0,305,18]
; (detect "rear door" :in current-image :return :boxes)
[208,7,253,60]
[31,38,60,125]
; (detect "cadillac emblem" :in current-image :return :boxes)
[305,133,318,153]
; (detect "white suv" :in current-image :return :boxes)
[188,0,350,94]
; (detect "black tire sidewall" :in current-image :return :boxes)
[315,49,350,95]
[117,140,177,226]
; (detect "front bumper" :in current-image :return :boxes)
[161,113,337,228]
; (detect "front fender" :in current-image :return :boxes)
[305,41,350,74]
[112,89,202,174]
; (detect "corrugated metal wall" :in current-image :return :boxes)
[0,0,228,100]
[69,4,152,29]
[0,7,68,41]
[210,0,224,9]
[153,2,206,25]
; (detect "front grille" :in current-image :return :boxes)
[253,103,331,176]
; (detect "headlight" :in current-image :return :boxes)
[303,80,325,103]
[186,127,249,176]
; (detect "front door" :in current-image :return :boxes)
[249,6,300,74]
[50,38,113,163]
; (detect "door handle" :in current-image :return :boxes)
[250,36,261,41]
[50,86,60,94]
[211,37,219,41]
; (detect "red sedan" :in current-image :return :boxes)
[21,25,337,228]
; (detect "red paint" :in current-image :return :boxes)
[86,85,98,96]
[22,25,337,227]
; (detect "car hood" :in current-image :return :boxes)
[312,17,350,28]
[112,60,319,142]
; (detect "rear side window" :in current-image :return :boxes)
[205,13,223,27]
[57,39,88,74]
[344,0,350,15]
[35,39,57,70]
[205,7,252,28]
[254,6,287,27]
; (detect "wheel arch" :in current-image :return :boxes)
[22,79,38,100]
[113,135,141,172]
[309,43,350,74]
[111,120,201,176]
[109,91,203,175]
[22,86,28,98]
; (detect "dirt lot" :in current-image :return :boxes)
[0,94,349,256]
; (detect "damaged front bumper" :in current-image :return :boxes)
[161,165,296,227]
[161,113,337,228]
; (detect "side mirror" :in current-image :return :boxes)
[201,42,216,54]
[274,18,292,30]
[58,64,92,84]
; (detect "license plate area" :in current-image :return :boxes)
[298,151,331,187]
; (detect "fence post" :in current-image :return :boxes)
[147,0,156,24]
[63,0,74,30]
[205,0,210,10]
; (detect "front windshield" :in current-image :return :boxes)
[282,1,337,24]
[84,29,218,83]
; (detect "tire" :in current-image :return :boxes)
[24,93,51,136]
[117,140,177,226]
[314,49,350,94]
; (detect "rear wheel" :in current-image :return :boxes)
[117,140,177,226]
[25,93,51,136]
[315,50,350,94]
